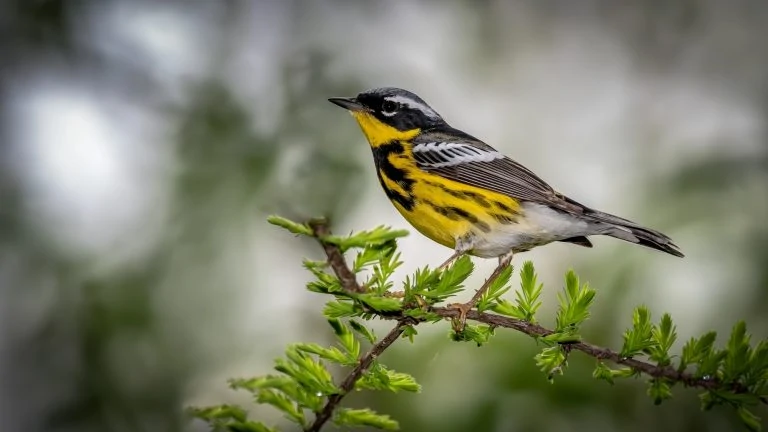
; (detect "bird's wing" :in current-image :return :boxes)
[411,130,684,257]
[412,130,582,213]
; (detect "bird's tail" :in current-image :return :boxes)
[585,208,684,258]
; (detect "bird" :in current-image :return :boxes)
[328,87,682,322]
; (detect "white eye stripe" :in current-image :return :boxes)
[413,142,504,167]
[384,95,441,119]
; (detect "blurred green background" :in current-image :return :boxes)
[0,1,766,431]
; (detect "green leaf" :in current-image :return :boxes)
[555,270,595,334]
[490,298,524,319]
[276,346,337,395]
[620,306,656,358]
[450,324,494,346]
[349,319,377,344]
[188,405,280,432]
[402,325,418,343]
[516,261,543,322]
[228,375,323,413]
[403,267,440,300]
[649,313,677,366]
[535,346,567,382]
[323,300,362,318]
[680,331,717,371]
[267,215,314,236]
[357,294,403,312]
[698,349,728,379]
[228,421,279,432]
[477,265,513,312]
[323,225,409,250]
[334,408,399,430]
[724,321,751,382]
[353,238,403,295]
[737,406,762,432]
[368,245,402,295]
[747,340,768,387]
[256,389,305,425]
[229,375,294,393]
[304,261,344,294]
[541,332,581,344]
[294,343,352,365]
[327,319,360,357]
[384,370,421,393]
[647,379,673,405]
[419,256,474,303]
[593,362,616,385]
[353,243,385,272]
[591,362,636,385]
[356,364,421,393]
[188,404,248,423]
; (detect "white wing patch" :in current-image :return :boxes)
[412,142,504,168]
[385,95,441,119]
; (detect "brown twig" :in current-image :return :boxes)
[309,221,366,294]
[430,307,725,390]
[306,321,408,432]
[467,257,513,308]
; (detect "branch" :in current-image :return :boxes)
[310,220,366,294]
[306,321,408,432]
[309,221,756,398]
[430,307,726,391]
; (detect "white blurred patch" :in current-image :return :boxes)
[8,79,172,272]
[85,1,216,101]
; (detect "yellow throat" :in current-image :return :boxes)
[350,111,421,147]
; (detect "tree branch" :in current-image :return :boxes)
[429,307,726,391]
[306,321,408,432]
[310,220,366,294]
[307,221,762,431]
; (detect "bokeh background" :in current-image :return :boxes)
[1,1,767,431]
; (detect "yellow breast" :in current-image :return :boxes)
[397,169,522,249]
[374,140,522,251]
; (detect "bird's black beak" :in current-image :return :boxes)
[328,97,365,111]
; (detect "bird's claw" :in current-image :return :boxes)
[447,301,472,333]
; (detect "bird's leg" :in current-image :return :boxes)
[448,251,514,332]
[438,235,476,271]
[497,250,514,267]
[437,251,463,271]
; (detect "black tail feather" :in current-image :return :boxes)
[606,225,685,257]
[560,196,684,257]
[593,213,684,257]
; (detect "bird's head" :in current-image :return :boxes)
[329,87,446,147]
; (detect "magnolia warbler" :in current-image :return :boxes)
[328,87,682,312]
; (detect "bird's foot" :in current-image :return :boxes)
[447,301,473,333]
[448,253,514,333]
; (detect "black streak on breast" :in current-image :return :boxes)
[372,141,415,211]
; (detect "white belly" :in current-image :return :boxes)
[469,203,593,258]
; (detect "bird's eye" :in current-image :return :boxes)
[381,100,398,115]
